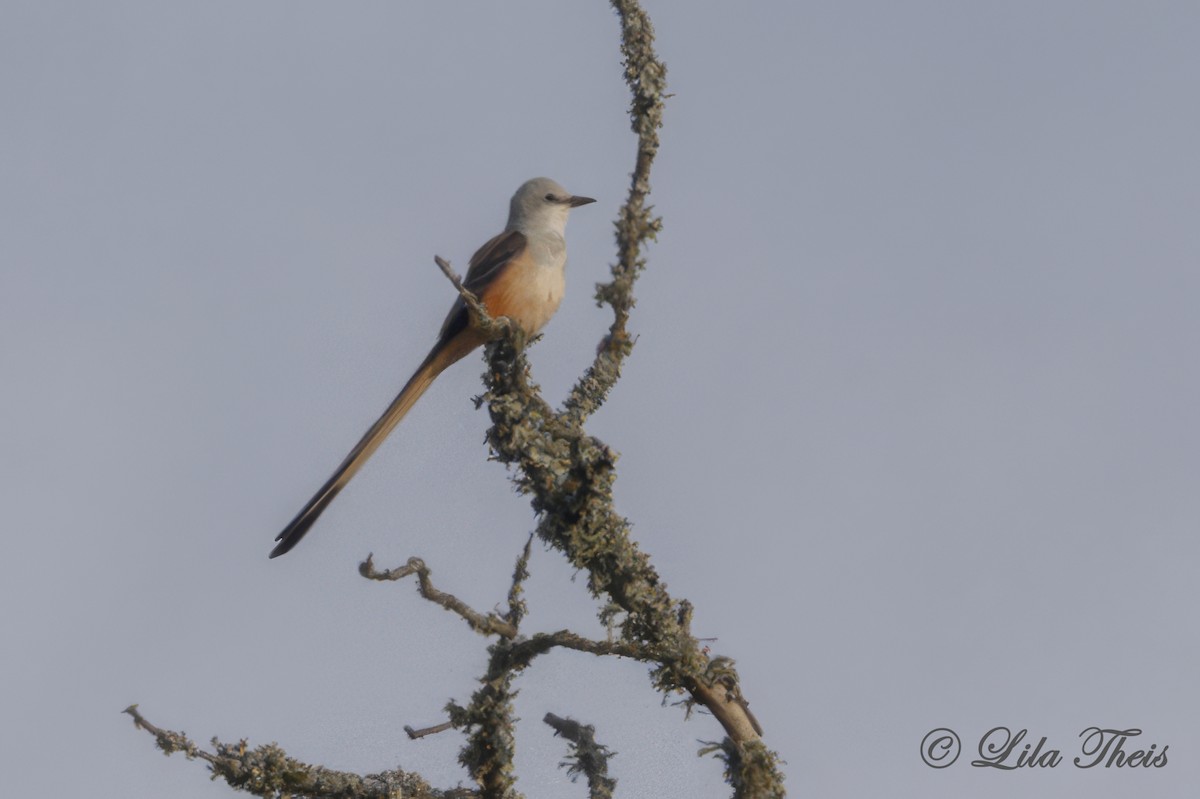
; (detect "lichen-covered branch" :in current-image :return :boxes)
[506,535,534,625]
[124,705,464,799]
[544,713,617,799]
[361,555,519,639]
[511,630,651,664]
[701,739,789,799]
[439,541,539,799]
[363,549,648,799]
[441,558,649,799]
[129,3,787,797]
[448,660,520,799]
[482,330,778,759]
[467,2,787,796]
[561,0,666,426]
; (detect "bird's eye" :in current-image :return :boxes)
[544,193,556,202]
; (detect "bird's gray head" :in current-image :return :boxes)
[505,177,595,235]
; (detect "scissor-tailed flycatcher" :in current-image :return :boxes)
[270,177,595,558]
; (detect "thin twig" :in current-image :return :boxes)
[560,0,668,426]
[405,721,456,740]
[434,255,511,340]
[361,555,518,639]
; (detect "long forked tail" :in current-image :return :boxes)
[269,338,470,558]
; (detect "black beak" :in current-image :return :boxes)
[567,195,596,208]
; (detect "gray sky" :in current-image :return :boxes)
[2,2,1198,797]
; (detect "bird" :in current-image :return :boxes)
[269,177,595,558]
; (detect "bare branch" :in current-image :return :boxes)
[406,721,456,740]
[361,555,518,639]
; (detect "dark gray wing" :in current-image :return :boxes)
[437,230,527,343]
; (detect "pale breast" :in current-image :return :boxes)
[482,250,566,334]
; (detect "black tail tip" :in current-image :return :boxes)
[268,538,293,558]
[269,524,308,558]
[270,484,341,558]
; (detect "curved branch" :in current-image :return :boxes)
[361,555,518,639]
[561,0,667,425]
[510,629,653,666]
[472,6,786,795]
